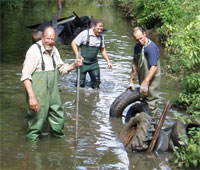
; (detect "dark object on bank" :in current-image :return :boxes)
[27,12,107,41]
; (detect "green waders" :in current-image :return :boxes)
[27,70,64,141]
[134,46,161,116]
[80,44,100,89]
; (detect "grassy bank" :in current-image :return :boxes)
[116,0,200,168]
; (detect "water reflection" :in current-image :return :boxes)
[128,152,171,170]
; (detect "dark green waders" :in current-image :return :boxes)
[134,47,161,116]
[26,69,64,141]
[80,45,100,89]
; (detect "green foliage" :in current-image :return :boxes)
[0,0,24,10]
[174,72,200,113]
[173,112,200,168]
[174,127,200,168]
[166,16,200,114]
[136,0,184,29]
[166,16,200,73]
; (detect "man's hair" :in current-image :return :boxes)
[42,26,56,37]
[94,19,104,26]
[133,27,145,34]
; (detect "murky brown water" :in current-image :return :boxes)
[0,0,183,169]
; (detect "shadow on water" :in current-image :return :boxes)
[0,0,183,169]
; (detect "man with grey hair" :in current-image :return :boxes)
[129,27,161,116]
[21,26,83,141]
[71,20,112,89]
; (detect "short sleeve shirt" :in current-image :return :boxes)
[73,28,105,48]
[134,39,159,67]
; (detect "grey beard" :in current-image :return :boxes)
[44,45,53,51]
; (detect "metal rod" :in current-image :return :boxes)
[57,16,76,25]
[52,14,58,39]
[147,101,171,152]
[74,53,81,144]
[52,14,57,30]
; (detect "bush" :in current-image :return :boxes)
[174,126,200,168]
[166,16,200,114]
[0,0,23,10]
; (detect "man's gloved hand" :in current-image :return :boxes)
[140,80,150,96]
[128,82,135,91]
[140,86,148,95]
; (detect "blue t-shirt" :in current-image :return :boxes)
[134,39,159,67]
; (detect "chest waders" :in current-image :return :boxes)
[134,45,161,116]
[80,30,102,89]
[26,44,64,141]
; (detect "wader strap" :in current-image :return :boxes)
[139,47,145,68]
[36,43,56,70]
[99,35,102,49]
[139,39,152,69]
[86,29,90,47]
[86,29,103,49]
[36,43,45,71]
[52,55,56,69]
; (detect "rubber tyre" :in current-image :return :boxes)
[171,119,200,147]
[153,129,169,152]
[110,88,140,117]
[119,112,156,152]
[125,102,151,122]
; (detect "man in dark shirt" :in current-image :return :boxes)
[129,27,161,115]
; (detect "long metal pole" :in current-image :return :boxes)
[75,53,80,144]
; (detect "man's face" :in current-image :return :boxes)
[133,31,147,46]
[42,28,56,51]
[93,23,103,36]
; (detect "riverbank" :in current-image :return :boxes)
[116,0,200,168]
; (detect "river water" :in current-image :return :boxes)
[1,0,182,170]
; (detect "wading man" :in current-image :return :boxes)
[71,20,112,89]
[21,26,83,141]
[129,27,161,115]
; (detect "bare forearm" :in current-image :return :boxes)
[66,62,77,72]
[71,41,79,59]
[100,48,112,69]
[130,63,137,83]
[23,79,38,111]
[145,65,158,82]
[66,58,83,72]
[23,79,35,98]
[101,48,110,62]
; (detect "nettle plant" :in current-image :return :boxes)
[174,126,200,168]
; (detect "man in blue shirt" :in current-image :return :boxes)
[129,27,161,115]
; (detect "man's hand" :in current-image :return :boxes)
[128,82,135,91]
[74,58,83,67]
[107,61,112,69]
[140,80,150,95]
[29,95,38,111]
